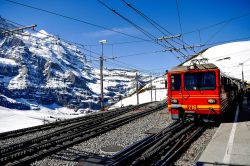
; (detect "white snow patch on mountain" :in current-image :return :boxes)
[0,57,17,66]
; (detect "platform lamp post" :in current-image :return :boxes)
[99,39,107,111]
[239,63,244,89]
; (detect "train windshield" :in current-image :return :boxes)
[184,72,216,90]
[171,74,181,91]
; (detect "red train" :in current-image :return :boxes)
[167,63,239,121]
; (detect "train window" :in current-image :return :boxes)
[171,74,181,91]
[184,73,198,90]
[184,72,216,90]
[202,72,216,90]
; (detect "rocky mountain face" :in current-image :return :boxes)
[0,17,149,110]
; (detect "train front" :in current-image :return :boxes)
[167,63,221,121]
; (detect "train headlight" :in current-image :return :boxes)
[208,99,216,104]
[171,99,178,104]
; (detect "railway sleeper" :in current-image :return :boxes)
[0,103,165,165]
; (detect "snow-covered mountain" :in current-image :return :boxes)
[0,16,149,111]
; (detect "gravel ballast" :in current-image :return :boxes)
[32,108,171,166]
[175,127,218,166]
[0,124,75,148]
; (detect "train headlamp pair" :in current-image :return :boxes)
[171,99,178,104]
[208,99,216,104]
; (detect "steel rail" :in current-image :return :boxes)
[106,119,205,166]
[156,126,205,166]
[0,102,152,140]
[0,102,152,157]
[0,108,132,157]
[0,105,135,140]
[0,102,166,165]
[108,121,183,166]
[131,123,195,166]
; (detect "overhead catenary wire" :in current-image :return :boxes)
[88,9,250,48]
[120,0,201,61]
[97,0,169,49]
[182,11,250,35]
[2,18,249,64]
[5,0,250,50]
[120,0,188,47]
[175,0,184,45]
[5,0,190,63]
[97,0,189,62]
[1,4,248,73]
[4,0,153,42]
[2,19,161,75]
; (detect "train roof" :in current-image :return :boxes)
[169,63,218,72]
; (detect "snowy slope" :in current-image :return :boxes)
[183,41,250,83]
[110,76,167,108]
[0,105,83,133]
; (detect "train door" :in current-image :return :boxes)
[168,73,183,119]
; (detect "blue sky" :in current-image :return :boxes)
[1,0,250,75]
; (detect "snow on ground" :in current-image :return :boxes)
[110,76,167,108]
[0,107,43,133]
[183,41,250,83]
[0,104,86,133]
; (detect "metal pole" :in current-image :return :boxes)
[100,43,104,111]
[150,74,153,102]
[239,63,244,89]
[155,87,157,101]
[121,95,122,107]
[136,72,139,105]
[242,64,244,89]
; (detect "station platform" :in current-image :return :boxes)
[197,99,250,166]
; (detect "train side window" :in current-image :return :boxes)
[201,72,216,90]
[184,73,198,90]
[171,74,181,91]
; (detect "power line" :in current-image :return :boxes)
[182,11,250,35]
[203,21,232,45]
[118,0,200,61]
[6,0,250,51]
[97,0,170,49]
[4,0,151,42]
[97,0,189,62]
[2,18,160,74]
[120,0,187,47]
[120,0,199,58]
[114,50,164,59]
[175,0,184,44]
[86,9,250,48]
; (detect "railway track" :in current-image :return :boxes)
[106,120,206,166]
[0,102,166,166]
[0,104,143,140]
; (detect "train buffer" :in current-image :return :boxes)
[197,98,250,166]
